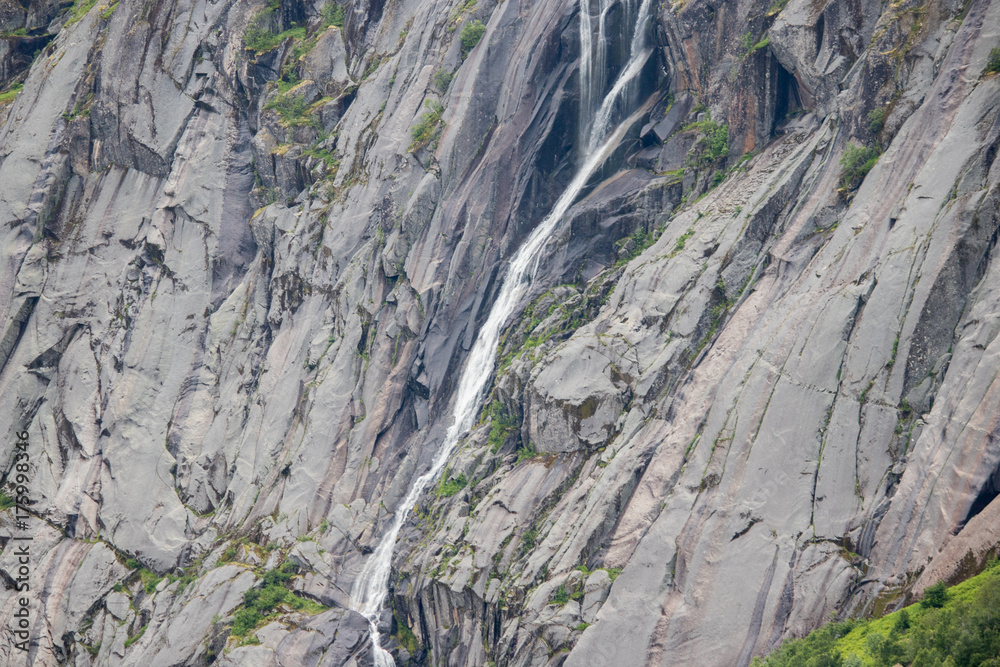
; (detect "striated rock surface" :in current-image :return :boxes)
[0,0,999,665]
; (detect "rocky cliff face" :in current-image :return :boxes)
[1,0,1000,664]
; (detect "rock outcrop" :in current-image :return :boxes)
[1,0,999,665]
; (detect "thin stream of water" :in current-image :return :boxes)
[351,0,653,662]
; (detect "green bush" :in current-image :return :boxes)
[867,107,886,134]
[0,491,14,510]
[231,607,262,636]
[435,472,467,498]
[985,47,1000,75]
[244,2,306,55]
[229,562,321,638]
[920,581,947,608]
[320,1,344,28]
[409,100,444,152]
[433,68,453,93]
[486,400,517,452]
[459,19,485,57]
[839,142,880,191]
[264,92,314,127]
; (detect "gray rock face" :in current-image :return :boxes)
[1,0,1000,664]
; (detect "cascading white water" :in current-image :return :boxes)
[350,0,654,663]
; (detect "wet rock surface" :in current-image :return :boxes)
[0,0,999,665]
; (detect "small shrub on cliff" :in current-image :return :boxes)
[409,100,444,152]
[320,1,344,28]
[435,472,467,497]
[433,68,453,93]
[459,19,485,57]
[867,107,886,134]
[838,142,880,191]
[986,47,1000,75]
[0,491,14,510]
[229,562,325,638]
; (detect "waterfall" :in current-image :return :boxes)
[351,0,654,662]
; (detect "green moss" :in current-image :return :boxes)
[459,19,485,57]
[0,491,14,510]
[100,1,118,19]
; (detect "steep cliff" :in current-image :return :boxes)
[1,0,999,664]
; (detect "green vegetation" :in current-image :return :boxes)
[100,1,118,19]
[868,107,886,134]
[986,47,1000,75]
[839,143,881,191]
[320,1,345,29]
[754,559,1000,667]
[684,120,729,167]
[63,93,94,121]
[244,0,306,54]
[515,440,538,464]
[123,624,147,648]
[551,584,570,605]
[229,562,325,638]
[0,83,24,105]
[435,471,468,497]
[615,226,656,266]
[459,19,485,57]
[672,226,696,256]
[920,581,947,609]
[139,567,164,594]
[766,0,789,16]
[0,491,14,510]
[409,100,444,152]
[264,90,316,127]
[2,28,27,36]
[433,68,453,93]
[486,400,517,452]
[396,620,420,655]
[66,0,101,27]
